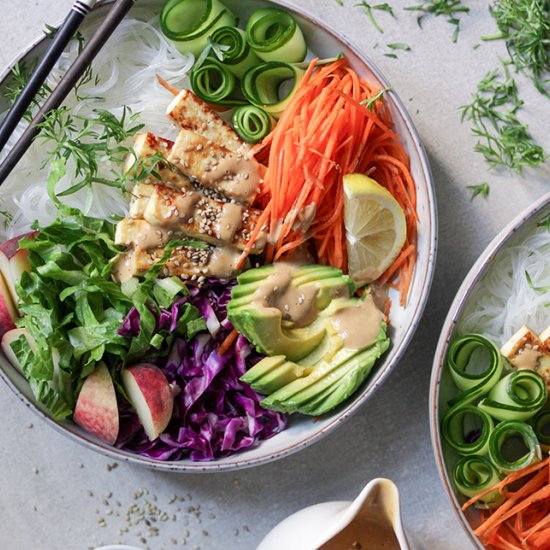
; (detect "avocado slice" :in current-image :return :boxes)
[228,263,354,360]
[260,326,389,414]
[242,356,311,394]
[231,308,327,361]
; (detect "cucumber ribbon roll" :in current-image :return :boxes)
[447,334,504,407]
[242,61,305,118]
[160,0,238,57]
[453,455,503,508]
[478,370,547,422]
[532,408,550,450]
[232,105,274,143]
[190,56,246,107]
[488,420,542,473]
[210,26,260,79]
[442,405,494,455]
[246,8,307,63]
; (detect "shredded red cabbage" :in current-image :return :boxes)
[117,280,287,461]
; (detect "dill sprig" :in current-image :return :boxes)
[405,0,470,42]
[354,2,396,33]
[467,183,490,199]
[37,107,149,207]
[2,62,52,122]
[461,62,546,173]
[485,0,550,96]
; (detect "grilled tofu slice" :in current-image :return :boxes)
[113,244,242,282]
[166,89,247,153]
[128,184,267,252]
[501,325,550,384]
[124,132,187,187]
[168,130,264,205]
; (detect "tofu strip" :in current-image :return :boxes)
[168,130,264,206]
[166,89,248,153]
[128,184,267,252]
[124,132,186,187]
[113,245,241,282]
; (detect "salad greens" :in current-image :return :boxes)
[12,208,205,419]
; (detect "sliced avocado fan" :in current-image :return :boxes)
[229,262,390,417]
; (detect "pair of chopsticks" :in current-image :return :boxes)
[0,0,136,185]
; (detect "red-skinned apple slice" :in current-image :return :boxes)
[0,232,35,308]
[0,272,17,338]
[74,363,119,445]
[1,327,35,375]
[122,363,174,441]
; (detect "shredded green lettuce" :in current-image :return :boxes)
[12,207,205,419]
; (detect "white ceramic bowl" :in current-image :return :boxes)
[430,192,550,548]
[0,0,436,471]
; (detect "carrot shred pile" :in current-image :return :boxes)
[462,455,550,549]
[241,57,417,305]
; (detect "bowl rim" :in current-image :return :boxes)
[0,0,437,472]
[429,191,550,547]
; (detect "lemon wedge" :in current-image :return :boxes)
[343,173,407,285]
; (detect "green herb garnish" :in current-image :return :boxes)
[536,212,550,231]
[387,43,411,51]
[467,183,490,199]
[355,2,396,33]
[461,62,546,173]
[485,0,550,96]
[36,106,149,207]
[405,0,470,42]
[525,270,550,293]
[361,87,391,111]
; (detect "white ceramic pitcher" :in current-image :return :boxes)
[257,478,411,550]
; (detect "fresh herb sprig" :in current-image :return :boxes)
[405,0,470,42]
[485,0,550,96]
[36,107,153,208]
[354,2,396,33]
[461,62,546,173]
[467,183,490,199]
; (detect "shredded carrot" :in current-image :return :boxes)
[462,455,550,550]
[157,75,179,95]
[217,328,238,356]
[244,58,417,304]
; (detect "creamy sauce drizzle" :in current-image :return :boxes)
[319,506,400,550]
[209,247,241,279]
[174,191,199,219]
[513,348,544,371]
[331,294,383,349]
[217,202,244,242]
[113,252,135,283]
[202,152,261,202]
[252,263,319,326]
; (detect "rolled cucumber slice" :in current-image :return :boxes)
[452,455,503,508]
[232,105,274,143]
[190,56,246,106]
[210,26,261,79]
[241,61,305,118]
[488,420,541,474]
[160,0,238,57]
[478,369,547,422]
[245,8,307,63]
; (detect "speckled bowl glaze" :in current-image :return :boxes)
[430,192,550,548]
[0,0,436,472]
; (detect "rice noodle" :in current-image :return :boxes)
[459,218,550,344]
[0,7,193,238]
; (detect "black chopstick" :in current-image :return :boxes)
[0,0,136,186]
[0,1,98,152]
